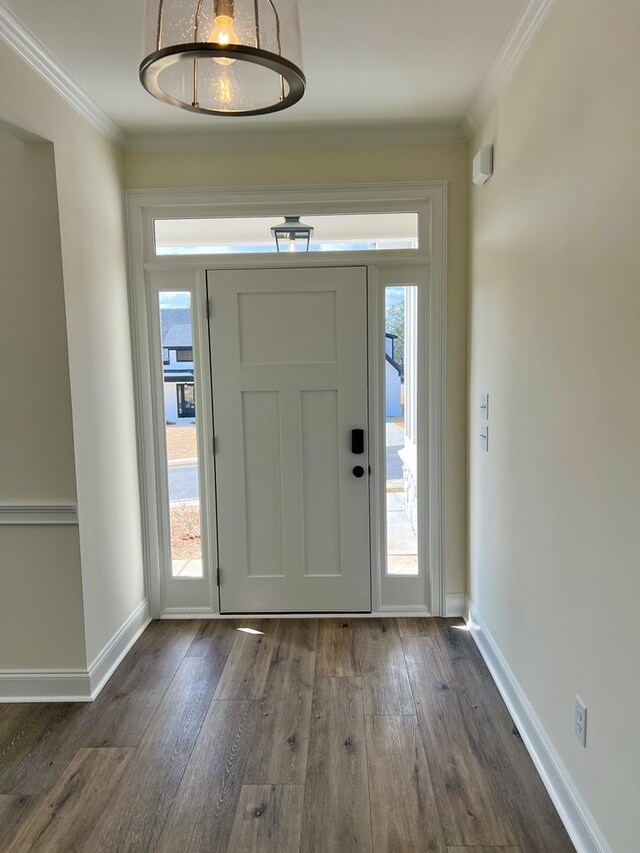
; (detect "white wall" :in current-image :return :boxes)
[0,131,86,668]
[0,40,145,668]
[468,2,640,850]
[0,527,86,669]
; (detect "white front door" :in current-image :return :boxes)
[208,266,370,612]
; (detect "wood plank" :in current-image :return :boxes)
[437,618,482,660]
[0,794,38,850]
[226,785,304,853]
[83,653,225,852]
[155,700,261,853]
[355,619,415,715]
[84,620,199,747]
[0,622,178,796]
[403,638,517,848]
[213,620,280,700]
[447,848,520,852]
[396,618,441,638]
[300,677,372,853]
[316,618,359,677]
[0,705,77,795]
[244,620,317,784]
[7,748,132,852]
[186,619,239,657]
[365,715,446,852]
[454,658,576,853]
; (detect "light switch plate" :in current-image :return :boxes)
[480,424,489,452]
[575,696,587,747]
[480,392,489,419]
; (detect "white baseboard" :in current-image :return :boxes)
[464,599,611,853]
[0,600,150,702]
[87,599,151,698]
[0,669,93,702]
[445,592,465,616]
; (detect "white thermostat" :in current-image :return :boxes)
[473,146,493,185]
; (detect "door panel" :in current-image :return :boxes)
[300,389,341,577]
[208,266,370,612]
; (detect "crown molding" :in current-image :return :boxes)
[0,0,553,153]
[464,0,558,136]
[122,119,469,153]
[0,1,123,144]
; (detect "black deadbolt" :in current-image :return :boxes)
[351,428,365,455]
[352,465,365,478]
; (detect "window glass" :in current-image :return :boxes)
[159,292,202,578]
[385,285,419,576]
[154,212,419,255]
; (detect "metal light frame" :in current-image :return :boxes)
[140,0,306,116]
[271,216,314,252]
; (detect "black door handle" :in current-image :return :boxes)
[352,465,365,478]
[351,429,365,455]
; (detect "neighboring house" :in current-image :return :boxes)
[161,308,195,423]
[385,332,402,418]
[160,317,402,422]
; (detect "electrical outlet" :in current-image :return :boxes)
[575,696,587,747]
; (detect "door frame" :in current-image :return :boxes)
[126,182,447,618]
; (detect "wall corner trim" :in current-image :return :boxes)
[465,0,557,134]
[0,599,150,702]
[464,598,612,853]
[0,0,123,144]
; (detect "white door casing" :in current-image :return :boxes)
[209,266,371,612]
[126,182,446,617]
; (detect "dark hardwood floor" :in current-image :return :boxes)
[0,618,575,852]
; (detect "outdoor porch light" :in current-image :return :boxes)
[140,0,305,116]
[271,216,314,252]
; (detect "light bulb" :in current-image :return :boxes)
[288,235,296,252]
[210,15,238,66]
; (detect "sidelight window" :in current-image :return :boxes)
[384,285,419,576]
[158,292,203,578]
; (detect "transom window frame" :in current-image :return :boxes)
[153,211,421,255]
[126,182,447,619]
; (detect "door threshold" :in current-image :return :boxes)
[160,609,433,619]
[221,610,372,616]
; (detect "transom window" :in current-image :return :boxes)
[153,212,419,255]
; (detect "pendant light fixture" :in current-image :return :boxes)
[140,0,305,116]
[271,216,314,252]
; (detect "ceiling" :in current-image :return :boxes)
[3,0,529,145]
